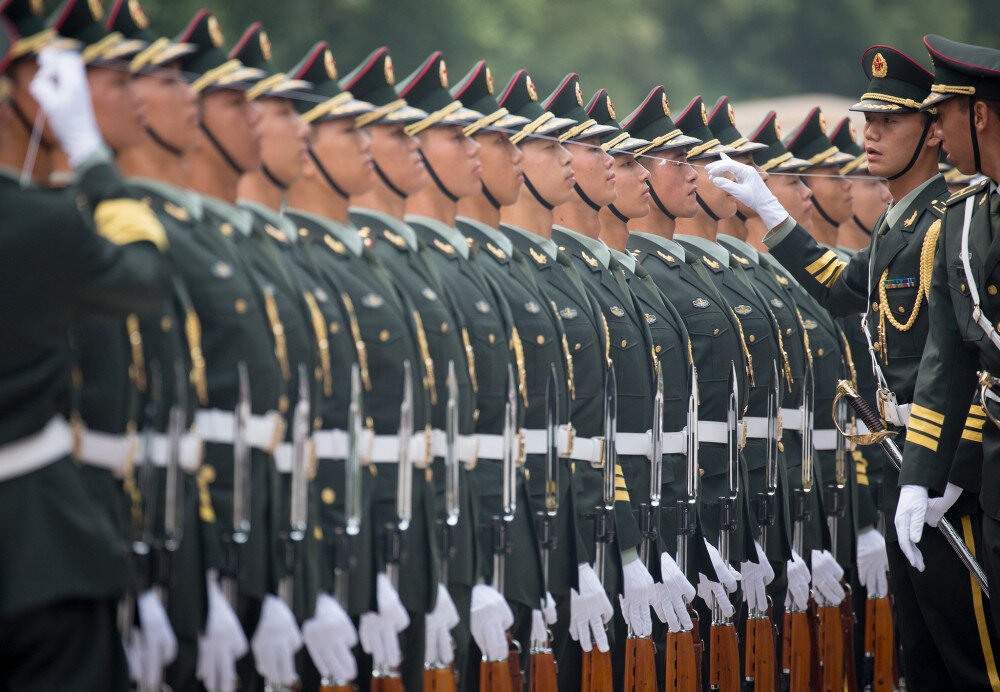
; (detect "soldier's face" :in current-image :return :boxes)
[695,155,737,219]
[767,173,812,225]
[367,122,427,195]
[850,177,891,229]
[87,63,145,152]
[519,137,575,207]
[935,98,977,175]
[132,63,198,154]
[639,147,698,218]
[255,97,309,187]
[863,112,939,180]
[198,89,262,173]
[610,152,650,219]
[308,117,375,196]
[805,165,852,224]
[566,136,616,207]
[417,125,482,199]
[475,130,523,206]
[3,58,58,148]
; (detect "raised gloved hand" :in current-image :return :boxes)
[127,589,178,687]
[250,594,303,687]
[810,549,846,606]
[470,583,514,662]
[28,47,103,167]
[895,484,929,571]
[358,611,401,670]
[530,592,557,649]
[740,541,775,611]
[784,550,811,611]
[302,593,358,684]
[856,528,889,598]
[569,563,614,652]
[705,153,789,229]
[425,583,460,666]
[653,552,696,633]
[196,573,248,692]
[620,557,656,637]
[926,482,963,528]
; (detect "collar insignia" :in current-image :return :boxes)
[733,254,749,265]
[219,222,235,236]
[383,229,406,247]
[656,250,675,263]
[324,236,346,254]
[529,247,548,265]
[487,242,507,259]
[734,304,753,315]
[581,251,599,268]
[164,202,190,222]
[434,238,455,254]
[903,210,918,228]
[702,255,720,270]
[776,275,789,285]
[265,224,288,242]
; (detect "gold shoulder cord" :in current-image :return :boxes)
[262,287,291,381]
[561,333,576,400]
[125,314,147,393]
[509,326,527,406]
[730,309,755,387]
[339,294,372,392]
[877,219,941,358]
[839,330,859,389]
[688,339,694,365]
[184,306,209,406]
[302,292,332,397]
[601,313,612,369]
[410,310,437,405]
[461,327,479,394]
[766,307,794,392]
[796,309,815,368]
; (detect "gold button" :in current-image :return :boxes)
[571,462,576,474]
[489,333,496,344]
[330,322,340,334]
[898,305,905,313]
[655,345,662,353]
[537,335,545,345]
[699,468,705,477]
[441,322,449,333]
[380,329,390,342]
[778,441,785,452]
[220,223,235,236]
[425,468,434,482]
[234,298,248,314]
[621,339,627,347]
[314,526,324,540]
[321,488,336,504]
[785,327,792,335]
[961,284,967,292]
[713,328,719,335]
[873,302,879,311]
[524,469,530,481]
[299,228,309,238]
[575,343,581,351]
[278,394,289,413]
[817,348,824,356]
[160,315,172,332]
[990,285,998,296]
[749,334,756,343]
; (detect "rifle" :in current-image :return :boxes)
[745,361,780,692]
[322,364,364,692]
[222,361,252,608]
[708,362,740,692]
[481,365,525,692]
[529,365,559,692]
[665,362,701,692]
[782,363,813,692]
[581,366,616,692]
[426,362,459,692]
[626,362,662,692]
[372,361,413,692]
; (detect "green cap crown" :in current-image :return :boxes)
[850,45,932,114]
[542,73,617,142]
[449,60,530,136]
[620,85,700,155]
[497,69,577,144]
[287,41,372,122]
[2,0,61,59]
[229,22,309,100]
[829,117,867,175]
[707,96,767,154]
[106,0,195,73]
[783,107,854,168]
[176,10,265,94]
[340,46,427,126]
[396,51,483,135]
[674,95,733,160]
[750,111,810,172]
[49,0,144,65]
[585,88,650,154]
[922,34,1000,109]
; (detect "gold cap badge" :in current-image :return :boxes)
[661,92,670,116]
[88,0,104,21]
[727,102,735,125]
[774,121,781,139]
[849,119,857,140]
[526,75,537,101]
[700,102,708,126]
[818,112,827,134]
[30,0,42,15]
[607,95,615,120]
[324,49,337,79]
[872,52,888,78]
[439,59,448,88]
[574,81,583,107]
[485,66,494,94]
[128,0,148,29]
[259,31,272,62]
[207,15,224,48]
[384,55,394,85]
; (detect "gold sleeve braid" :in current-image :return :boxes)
[509,327,527,406]
[730,309,755,387]
[93,198,169,251]
[125,314,147,393]
[411,310,437,405]
[184,306,209,405]
[461,327,479,394]
[340,294,372,392]
[262,287,291,381]
[302,292,333,397]
[877,218,941,334]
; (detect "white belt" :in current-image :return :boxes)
[195,408,285,455]
[522,425,574,456]
[365,431,432,468]
[149,433,203,473]
[699,421,729,444]
[76,428,137,475]
[812,429,840,451]
[273,440,318,474]
[780,408,803,432]
[883,402,911,427]
[429,430,482,467]
[743,417,770,439]
[313,429,348,460]
[0,416,74,482]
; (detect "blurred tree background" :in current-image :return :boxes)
[140,0,999,114]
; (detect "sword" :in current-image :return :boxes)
[223,361,252,607]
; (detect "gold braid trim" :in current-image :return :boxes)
[411,310,436,405]
[796,309,814,367]
[767,307,794,392]
[878,219,941,333]
[340,294,372,392]
[731,309,755,387]
[303,292,332,397]
[839,330,859,389]
[461,327,479,394]
[601,313,612,369]
[688,339,694,365]
[859,92,924,110]
[196,465,217,523]
[561,334,576,400]
[94,199,168,250]
[510,327,528,406]
[262,288,291,381]
[184,306,208,406]
[125,314,147,393]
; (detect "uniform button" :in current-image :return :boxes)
[655,345,662,353]
[713,328,719,335]
[785,327,792,335]
[330,322,340,334]
[575,343,581,351]
[621,339,627,347]
[778,441,784,452]
[441,322,449,333]
[278,395,289,413]
[314,526,324,540]
[699,468,705,477]
[161,316,172,332]
[321,488,336,504]
[872,302,879,312]
[537,335,545,345]
[380,329,390,342]
[996,322,1000,332]
[961,284,967,292]
[235,298,248,314]
[898,306,905,313]
[220,223,235,236]
[749,334,756,343]
[990,285,998,296]
[817,348,824,356]
[489,333,496,344]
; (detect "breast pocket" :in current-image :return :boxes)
[683,311,733,383]
[948,264,986,344]
[605,314,650,398]
[882,285,924,357]
[467,312,509,395]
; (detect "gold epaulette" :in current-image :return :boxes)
[945,179,989,206]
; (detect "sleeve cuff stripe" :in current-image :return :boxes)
[908,416,942,438]
[815,259,845,285]
[805,251,838,275]
[614,490,631,502]
[911,404,945,425]
[907,430,940,452]
[962,430,984,443]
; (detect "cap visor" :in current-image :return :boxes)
[850,98,916,114]
[920,92,953,110]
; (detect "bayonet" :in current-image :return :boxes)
[278,364,310,611]
[493,364,518,597]
[335,364,364,613]
[538,364,560,595]
[594,365,617,589]
[439,361,460,588]
[387,360,414,592]
[640,362,664,567]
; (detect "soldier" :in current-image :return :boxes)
[0,0,169,686]
[831,117,892,252]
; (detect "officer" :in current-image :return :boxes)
[0,0,168,686]
[892,34,1000,648]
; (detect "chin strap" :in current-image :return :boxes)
[307,146,349,198]
[261,163,290,191]
[886,116,933,181]
[523,174,554,210]
[144,125,184,157]
[647,182,675,220]
[200,122,246,175]
[9,99,39,140]
[970,96,982,174]
[811,196,840,228]
[609,204,630,223]
[373,160,407,198]
[481,182,502,210]
[418,150,459,203]
[735,210,748,223]
[696,193,720,221]
[574,183,601,212]
[852,215,872,236]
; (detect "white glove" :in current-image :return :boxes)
[28,48,103,167]
[376,572,410,632]
[569,563,613,653]
[704,538,741,593]
[895,484,929,571]
[530,593,557,649]
[302,593,358,684]
[653,552,696,633]
[250,594,303,687]
[706,153,790,229]
[926,482,963,528]
[196,573,249,692]
[619,558,656,637]
[358,611,401,669]
[470,583,514,662]
[810,549,845,606]
[127,589,178,687]
[856,528,889,598]
[696,573,735,620]
[425,583,460,666]
[784,550,811,611]
[740,541,775,612]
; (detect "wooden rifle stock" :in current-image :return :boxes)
[664,606,701,692]
[424,665,458,691]
[863,597,894,692]
[580,648,613,691]
[744,616,777,691]
[528,650,557,692]
[816,604,844,692]
[321,684,356,692]
[708,623,740,691]
[370,674,404,692]
[480,660,514,692]
[624,636,656,690]
[840,582,857,692]
[781,610,811,692]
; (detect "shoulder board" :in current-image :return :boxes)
[264,223,288,243]
[775,274,789,286]
[944,179,989,206]
[655,250,676,264]
[382,229,407,248]
[731,253,750,265]
[928,199,947,218]
[433,238,455,254]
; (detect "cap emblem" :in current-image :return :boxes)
[88,0,104,21]
[207,15,224,48]
[848,120,857,140]
[129,0,149,29]
[384,55,394,85]
[700,102,708,126]
[485,66,494,94]
[872,52,888,78]
[774,121,781,139]
[607,95,615,120]
[526,75,537,101]
[259,31,272,62]
[324,50,337,79]
[574,81,583,107]
[29,0,42,15]
[727,102,736,125]
[818,112,827,134]
[661,92,670,116]
[439,59,448,88]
